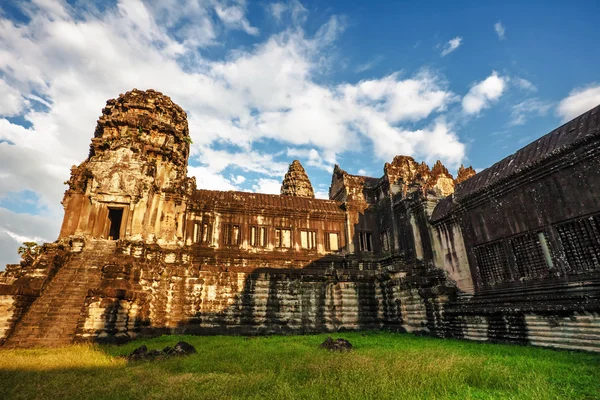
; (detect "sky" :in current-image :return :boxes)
[1,0,600,268]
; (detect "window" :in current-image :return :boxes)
[195,222,212,244]
[358,232,373,252]
[325,232,339,251]
[381,230,390,252]
[275,228,291,248]
[474,242,510,285]
[300,230,317,249]
[250,226,267,247]
[556,215,600,272]
[509,232,552,279]
[223,224,241,246]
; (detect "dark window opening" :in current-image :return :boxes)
[195,222,212,244]
[359,232,373,252]
[556,215,600,272]
[108,208,123,240]
[250,226,267,247]
[223,224,241,246]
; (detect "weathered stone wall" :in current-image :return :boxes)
[69,242,455,343]
[1,90,599,353]
[186,190,347,255]
[65,240,385,342]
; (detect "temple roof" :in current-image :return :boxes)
[192,189,343,214]
[431,104,600,221]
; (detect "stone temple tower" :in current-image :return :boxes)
[280,160,315,198]
[59,89,195,246]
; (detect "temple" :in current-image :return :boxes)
[1,89,599,351]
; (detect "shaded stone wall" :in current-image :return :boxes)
[426,105,600,351]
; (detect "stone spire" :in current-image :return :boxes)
[455,164,477,184]
[425,160,455,197]
[280,160,315,198]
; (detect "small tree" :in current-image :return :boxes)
[18,241,40,260]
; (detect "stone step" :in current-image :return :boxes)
[3,245,105,349]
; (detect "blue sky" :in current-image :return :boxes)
[1,0,599,267]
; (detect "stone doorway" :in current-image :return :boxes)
[107,208,123,240]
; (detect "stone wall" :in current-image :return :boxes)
[426,105,600,351]
[1,90,598,352]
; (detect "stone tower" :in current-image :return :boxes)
[455,164,476,184]
[280,160,315,198]
[59,89,195,245]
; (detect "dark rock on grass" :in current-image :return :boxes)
[127,341,197,362]
[174,341,197,355]
[127,345,150,361]
[320,337,352,352]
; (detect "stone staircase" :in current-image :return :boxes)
[3,240,116,348]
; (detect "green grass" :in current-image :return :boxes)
[1,332,599,399]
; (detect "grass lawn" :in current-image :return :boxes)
[1,332,599,399]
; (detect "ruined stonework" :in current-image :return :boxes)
[455,164,476,184]
[60,88,193,245]
[1,90,599,352]
[280,160,315,198]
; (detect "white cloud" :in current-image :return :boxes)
[196,146,289,177]
[268,0,307,25]
[230,175,246,184]
[0,207,59,270]
[355,55,384,73]
[3,229,46,245]
[350,70,457,123]
[0,0,471,266]
[494,22,505,40]
[215,5,259,36]
[510,98,552,126]
[441,37,462,57]
[0,80,27,117]
[514,77,536,92]
[188,166,238,191]
[462,71,507,114]
[269,3,287,20]
[357,169,367,175]
[286,148,335,172]
[557,84,600,122]
[314,190,329,199]
[252,178,282,195]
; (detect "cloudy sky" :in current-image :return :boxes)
[1,0,599,267]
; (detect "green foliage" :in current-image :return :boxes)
[137,126,143,135]
[17,241,40,257]
[183,136,193,145]
[1,333,599,400]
